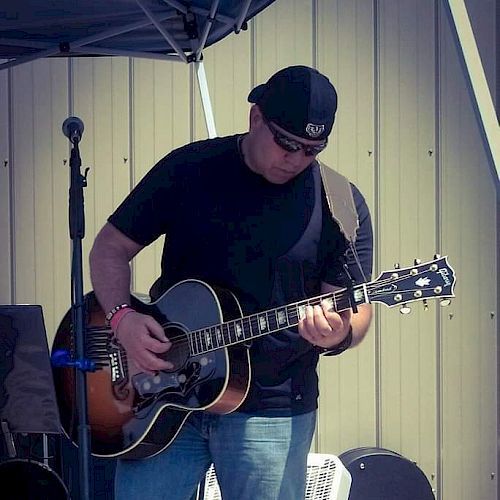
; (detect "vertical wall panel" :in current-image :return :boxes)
[11,59,70,341]
[253,0,313,83]
[0,63,11,304]
[91,58,131,241]
[131,59,191,294]
[318,0,376,195]
[72,57,131,297]
[378,0,438,491]
[315,0,377,456]
[439,1,498,498]
[48,61,72,345]
[34,59,71,343]
[11,62,36,304]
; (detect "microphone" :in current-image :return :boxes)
[62,116,84,143]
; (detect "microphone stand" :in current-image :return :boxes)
[67,133,93,500]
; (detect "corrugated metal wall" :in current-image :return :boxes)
[0,1,497,499]
[438,0,498,497]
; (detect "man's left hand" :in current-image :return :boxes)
[298,302,352,349]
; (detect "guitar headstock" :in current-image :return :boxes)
[367,256,456,312]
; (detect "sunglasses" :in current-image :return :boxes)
[264,118,328,157]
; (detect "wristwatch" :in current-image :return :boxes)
[318,325,353,356]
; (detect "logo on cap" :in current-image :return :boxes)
[305,123,325,138]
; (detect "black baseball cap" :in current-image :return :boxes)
[248,65,337,141]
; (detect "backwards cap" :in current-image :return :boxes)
[248,65,338,141]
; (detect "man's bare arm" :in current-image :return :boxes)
[89,222,172,372]
[89,222,144,313]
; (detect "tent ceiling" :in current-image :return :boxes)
[0,0,275,69]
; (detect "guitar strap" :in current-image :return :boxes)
[317,160,359,245]
[316,160,369,287]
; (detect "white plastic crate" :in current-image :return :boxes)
[200,453,352,500]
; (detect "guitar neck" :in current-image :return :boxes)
[188,284,368,356]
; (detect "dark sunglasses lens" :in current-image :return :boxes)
[276,136,301,153]
[267,120,326,155]
[304,143,327,156]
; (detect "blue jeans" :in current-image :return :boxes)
[115,410,317,500]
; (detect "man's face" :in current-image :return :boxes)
[246,106,327,184]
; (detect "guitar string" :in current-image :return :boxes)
[85,270,448,342]
[84,289,444,352]
[83,268,450,349]
[85,288,354,341]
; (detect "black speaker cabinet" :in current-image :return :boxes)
[339,447,435,500]
[0,305,61,434]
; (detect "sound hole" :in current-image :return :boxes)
[161,323,191,371]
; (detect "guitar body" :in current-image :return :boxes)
[52,280,251,459]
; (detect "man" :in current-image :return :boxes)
[89,65,373,500]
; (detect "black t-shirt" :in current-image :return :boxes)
[109,135,373,415]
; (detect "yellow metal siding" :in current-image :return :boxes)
[377,0,439,491]
[315,0,378,456]
[71,57,132,296]
[439,2,498,497]
[130,59,191,293]
[9,59,71,342]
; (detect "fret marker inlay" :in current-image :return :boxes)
[235,323,242,337]
[204,331,211,347]
[298,305,307,320]
[277,310,287,325]
[258,315,267,331]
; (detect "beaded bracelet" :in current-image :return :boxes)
[105,303,131,327]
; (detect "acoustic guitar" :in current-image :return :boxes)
[52,256,455,459]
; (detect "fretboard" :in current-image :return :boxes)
[188,283,368,356]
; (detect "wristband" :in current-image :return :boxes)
[319,325,353,356]
[105,303,131,327]
[110,307,135,332]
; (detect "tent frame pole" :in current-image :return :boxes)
[442,0,500,184]
[195,61,217,138]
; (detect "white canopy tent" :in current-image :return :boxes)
[0,0,276,64]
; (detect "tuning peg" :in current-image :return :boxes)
[392,262,400,278]
[399,304,411,315]
[440,299,451,307]
[423,299,429,311]
[414,258,421,265]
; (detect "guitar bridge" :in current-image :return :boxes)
[108,339,126,384]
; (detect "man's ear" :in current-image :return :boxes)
[249,104,264,131]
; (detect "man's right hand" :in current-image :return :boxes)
[114,311,174,373]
